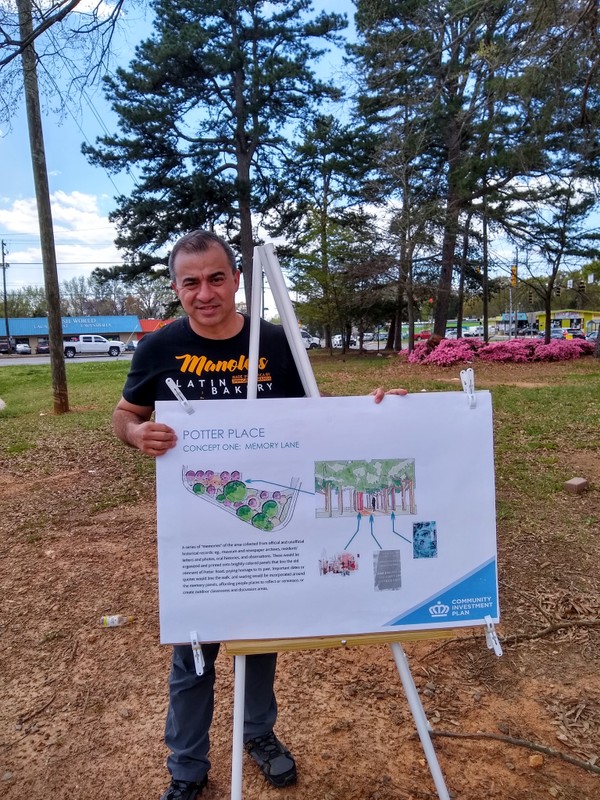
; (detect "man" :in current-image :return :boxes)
[113,230,406,800]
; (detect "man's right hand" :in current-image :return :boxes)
[113,397,177,457]
[129,420,177,457]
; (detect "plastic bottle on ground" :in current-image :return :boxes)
[99,614,133,627]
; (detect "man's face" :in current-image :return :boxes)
[171,244,241,338]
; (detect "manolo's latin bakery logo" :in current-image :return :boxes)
[176,353,268,377]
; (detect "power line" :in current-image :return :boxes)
[9,261,127,266]
[0,227,117,235]
[39,30,140,198]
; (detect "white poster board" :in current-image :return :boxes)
[155,392,499,645]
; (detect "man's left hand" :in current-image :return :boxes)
[371,387,408,404]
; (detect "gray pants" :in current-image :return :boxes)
[165,643,278,781]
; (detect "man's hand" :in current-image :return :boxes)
[113,397,177,457]
[370,387,408,404]
[129,421,177,457]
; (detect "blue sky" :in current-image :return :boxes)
[0,1,355,295]
[3,2,597,303]
[0,2,152,292]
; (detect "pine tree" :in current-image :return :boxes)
[271,113,383,344]
[351,0,600,336]
[84,0,346,309]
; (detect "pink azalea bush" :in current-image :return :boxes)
[407,338,478,366]
[532,338,594,361]
[405,337,593,365]
[477,339,535,363]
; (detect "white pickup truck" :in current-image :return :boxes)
[63,335,126,358]
[300,329,321,349]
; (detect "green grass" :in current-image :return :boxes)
[0,361,130,454]
[0,355,598,512]
[312,351,600,509]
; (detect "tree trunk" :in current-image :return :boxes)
[434,121,463,338]
[17,0,69,414]
[231,10,255,314]
[433,193,461,337]
[456,213,472,338]
[238,167,254,312]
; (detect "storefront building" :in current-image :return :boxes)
[535,309,600,333]
[1,315,143,351]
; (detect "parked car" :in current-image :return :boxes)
[0,337,15,354]
[445,328,469,339]
[15,343,32,355]
[463,326,484,337]
[518,326,539,336]
[413,329,431,340]
[300,330,321,350]
[564,328,586,340]
[536,329,566,339]
[63,335,126,358]
[332,334,357,348]
[124,340,138,351]
[585,331,598,342]
[35,342,50,354]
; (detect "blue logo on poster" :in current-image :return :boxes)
[386,559,498,627]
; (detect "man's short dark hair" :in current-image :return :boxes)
[168,230,237,282]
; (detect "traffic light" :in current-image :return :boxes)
[528,289,533,304]
[554,284,561,297]
[578,281,586,292]
[510,266,517,287]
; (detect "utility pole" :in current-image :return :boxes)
[1,241,10,348]
[17,0,69,413]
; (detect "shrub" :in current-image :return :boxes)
[407,338,478,365]
[532,338,594,361]
[404,337,593,365]
[478,340,536,363]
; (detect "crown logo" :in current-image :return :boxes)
[429,600,450,617]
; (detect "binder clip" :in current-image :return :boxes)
[190,630,205,675]
[166,378,195,414]
[460,368,476,408]
[484,616,503,657]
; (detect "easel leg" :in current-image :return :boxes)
[390,642,451,800]
[231,654,246,800]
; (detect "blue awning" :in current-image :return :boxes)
[1,315,142,337]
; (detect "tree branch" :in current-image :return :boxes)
[430,729,600,775]
[419,618,600,661]
[0,0,83,68]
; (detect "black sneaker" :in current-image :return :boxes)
[244,732,297,788]
[159,775,208,800]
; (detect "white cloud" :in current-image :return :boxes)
[75,0,121,16]
[0,191,121,289]
[24,0,121,20]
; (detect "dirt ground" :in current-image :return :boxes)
[1,359,599,800]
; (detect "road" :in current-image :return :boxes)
[0,353,134,368]
[1,334,526,366]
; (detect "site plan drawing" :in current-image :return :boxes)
[156,393,499,645]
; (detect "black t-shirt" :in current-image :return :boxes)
[122,315,305,407]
